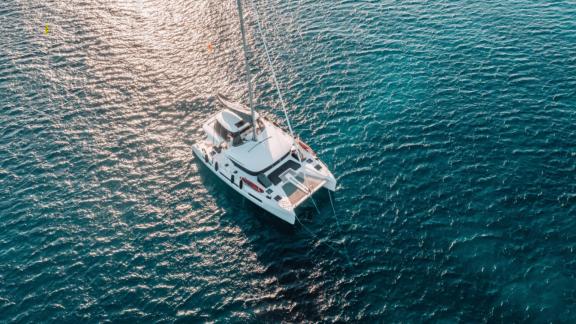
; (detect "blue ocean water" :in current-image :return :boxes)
[1,0,575,321]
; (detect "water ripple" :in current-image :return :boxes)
[1,0,576,322]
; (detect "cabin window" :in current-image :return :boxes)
[232,135,243,147]
[291,151,300,161]
[230,151,291,176]
[235,120,246,128]
[257,174,272,188]
[214,121,230,139]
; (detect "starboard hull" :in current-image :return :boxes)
[193,144,298,225]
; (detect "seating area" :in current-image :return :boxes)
[281,172,324,205]
[268,159,301,185]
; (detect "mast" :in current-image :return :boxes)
[236,0,257,140]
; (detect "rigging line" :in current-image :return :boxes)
[328,190,340,229]
[299,180,351,265]
[328,190,353,265]
[310,196,321,215]
[249,1,349,266]
[294,214,348,262]
[246,0,296,143]
[249,0,308,168]
[247,136,272,152]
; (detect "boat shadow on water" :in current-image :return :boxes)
[194,158,348,321]
[193,156,328,232]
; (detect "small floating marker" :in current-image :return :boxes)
[45,24,49,34]
[207,42,214,52]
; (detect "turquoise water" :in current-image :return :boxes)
[1,0,576,321]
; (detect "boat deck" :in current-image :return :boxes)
[282,175,324,205]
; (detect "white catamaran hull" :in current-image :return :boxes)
[192,107,336,225]
[193,0,336,225]
[193,145,296,224]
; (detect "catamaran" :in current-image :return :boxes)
[192,0,336,225]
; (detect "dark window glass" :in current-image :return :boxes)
[214,121,229,139]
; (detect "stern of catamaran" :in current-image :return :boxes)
[262,140,336,207]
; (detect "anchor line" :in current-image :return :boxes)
[294,214,342,257]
